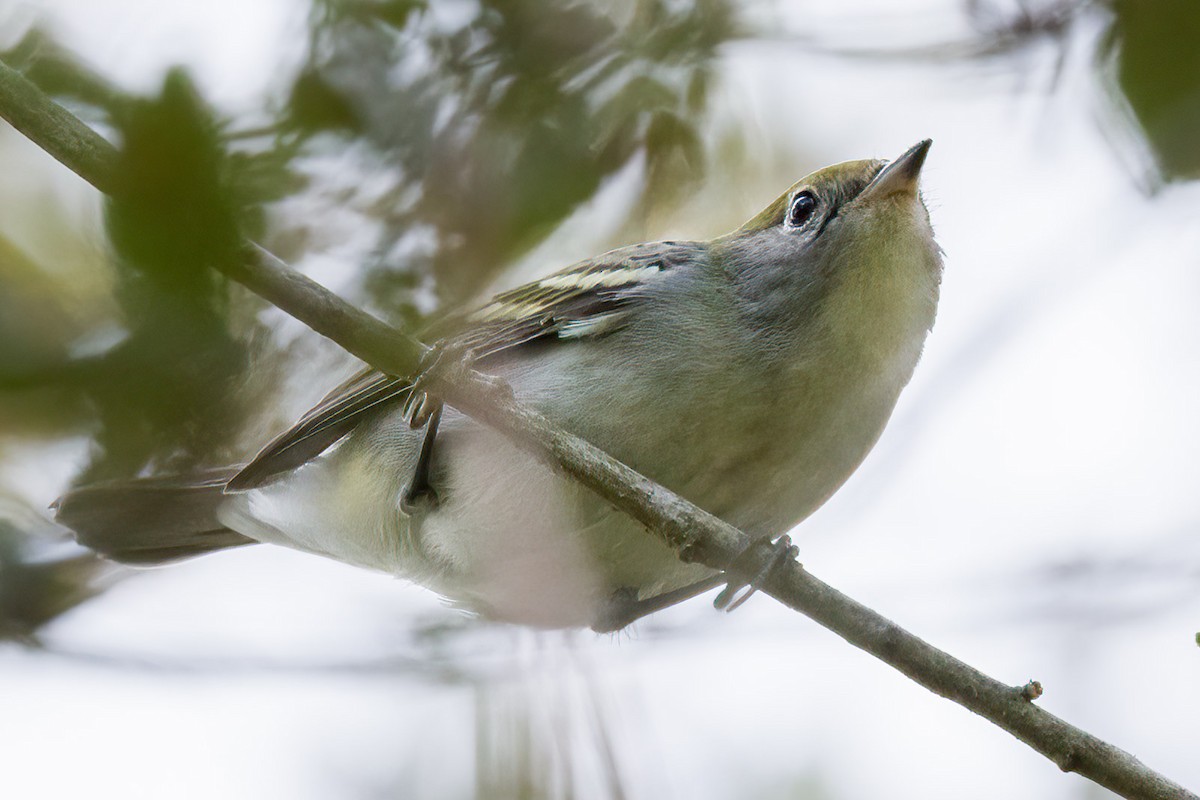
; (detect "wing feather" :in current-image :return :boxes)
[226,371,411,491]
[227,241,697,490]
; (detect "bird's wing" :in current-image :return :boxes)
[227,242,694,491]
[447,241,683,357]
[226,369,412,491]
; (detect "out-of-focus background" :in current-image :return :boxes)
[1,1,1197,798]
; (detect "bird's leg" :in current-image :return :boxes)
[399,342,466,512]
[592,574,728,633]
[400,402,442,512]
[399,340,510,512]
[591,535,800,632]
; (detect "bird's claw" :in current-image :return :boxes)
[713,534,799,613]
[404,341,476,428]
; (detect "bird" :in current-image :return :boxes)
[55,140,943,631]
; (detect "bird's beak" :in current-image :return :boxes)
[860,139,931,201]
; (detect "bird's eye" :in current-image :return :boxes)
[787,191,818,228]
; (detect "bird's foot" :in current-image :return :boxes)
[713,534,799,613]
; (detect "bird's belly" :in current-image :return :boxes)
[414,422,712,627]
[627,370,905,549]
[412,393,886,627]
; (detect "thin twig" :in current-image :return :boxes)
[0,57,1193,800]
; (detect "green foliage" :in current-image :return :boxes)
[286,67,364,135]
[107,69,241,301]
[0,1,736,627]
[86,70,273,479]
[1102,0,1200,181]
[0,67,282,483]
[286,0,737,307]
[0,0,737,634]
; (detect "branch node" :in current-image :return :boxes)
[676,540,703,564]
[1058,750,1083,774]
[1020,680,1044,701]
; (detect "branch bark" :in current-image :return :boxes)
[0,58,1192,800]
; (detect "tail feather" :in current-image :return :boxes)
[54,467,256,565]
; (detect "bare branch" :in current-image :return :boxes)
[0,58,117,193]
[0,57,1192,800]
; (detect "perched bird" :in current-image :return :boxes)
[56,141,944,631]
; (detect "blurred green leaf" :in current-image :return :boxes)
[286,67,364,134]
[80,69,271,480]
[1103,0,1200,181]
[313,0,427,29]
[107,68,242,292]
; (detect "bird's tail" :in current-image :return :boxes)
[54,467,256,565]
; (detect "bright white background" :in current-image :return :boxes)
[1,1,1198,798]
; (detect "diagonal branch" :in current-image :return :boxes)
[0,58,1192,800]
